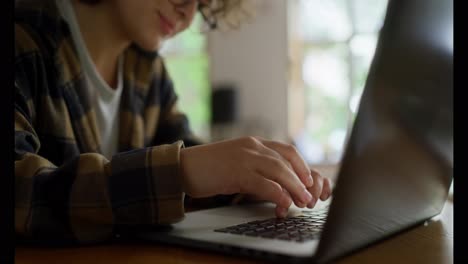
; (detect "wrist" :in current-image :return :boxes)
[180,147,198,197]
[180,148,189,195]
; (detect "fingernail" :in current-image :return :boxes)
[306,196,315,208]
[302,189,313,203]
[280,207,288,218]
[311,197,317,207]
[306,174,314,187]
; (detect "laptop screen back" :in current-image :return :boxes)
[314,0,453,262]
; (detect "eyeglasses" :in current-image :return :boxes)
[169,0,217,30]
[198,3,217,30]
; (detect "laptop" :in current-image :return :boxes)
[135,0,453,263]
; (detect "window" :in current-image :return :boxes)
[160,14,211,141]
[288,0,388,164]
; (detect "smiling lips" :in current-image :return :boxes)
[158,11,175,36]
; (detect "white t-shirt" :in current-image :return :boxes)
[55,0,123,159]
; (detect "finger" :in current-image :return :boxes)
[306,187,317,208]
[275,188,293,218]
[320,177,332,201]
[281,187,306,208]
[306,169,323,207]
[241,175,292,209]
[254,153,313,205]
[256,141,295,174]
[258,138,314,188]
[275,205,288,218]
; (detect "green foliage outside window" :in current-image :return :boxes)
[161,15,211,140]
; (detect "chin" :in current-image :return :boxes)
[136,42,160,52]
[134,35,162,52]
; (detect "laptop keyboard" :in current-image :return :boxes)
[214,207,329,243]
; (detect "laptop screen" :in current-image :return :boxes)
[315,0,453,262]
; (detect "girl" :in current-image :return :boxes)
[14,0,331,243]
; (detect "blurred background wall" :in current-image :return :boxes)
[160,0,389,165]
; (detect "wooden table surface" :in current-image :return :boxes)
[15,165,453,264]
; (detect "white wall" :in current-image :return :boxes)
[207,0,289,142]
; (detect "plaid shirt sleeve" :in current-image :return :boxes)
[15,23,186,244]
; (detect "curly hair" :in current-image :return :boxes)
[206,0,245,19]
[203,0,252,30]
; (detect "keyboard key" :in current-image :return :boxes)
[213,209,329,243]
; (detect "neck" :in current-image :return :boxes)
[72,0,130,88]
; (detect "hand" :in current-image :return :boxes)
[233,168,333,218]
[275,168,332,218]
[179,137,332,217]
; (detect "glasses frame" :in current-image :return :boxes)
[198,2,218,30]
[168,0,218,30]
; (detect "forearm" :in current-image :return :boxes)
[15,142,185,244]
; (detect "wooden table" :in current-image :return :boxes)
[15,165,453,264]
